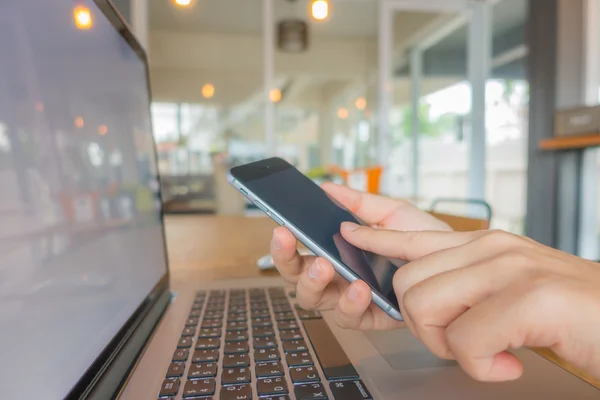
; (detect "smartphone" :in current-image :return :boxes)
[228,157,404,321]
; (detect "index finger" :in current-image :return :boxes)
[322,183,449,231]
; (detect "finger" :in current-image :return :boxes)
[402,258,535,359]
[333,280,372,329]
[295,258,338,311]
[341,222,484,261]
[322,183,450,231]
[271,227,315,283]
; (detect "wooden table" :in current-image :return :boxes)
[164,215,278,289]
[164,214,600,389]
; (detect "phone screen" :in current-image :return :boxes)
[231,158,402,311]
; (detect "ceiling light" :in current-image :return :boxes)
[311,0,329,21]
[172,0,193,7]
[73,5,93,30]
[98,125,108,135]
[75,116,85,129]
[269,89,282,103]
[202,84,215,99]
[34,102,44,112]
[355,97,367,110]
[337,107,348,119]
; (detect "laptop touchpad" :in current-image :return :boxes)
[365,328,457,370]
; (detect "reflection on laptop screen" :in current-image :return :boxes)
[0,1,168,398]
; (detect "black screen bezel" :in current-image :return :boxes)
[63,1,171,398]
[230,157,400,310]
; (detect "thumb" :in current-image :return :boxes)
[340,222,483,261]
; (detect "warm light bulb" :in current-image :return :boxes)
[75,116,85,129]
[172,0,193,7]
[269,89,282,103]
[202,84,215,99]
[312,0,329,21]
[337,107,348,119]
[74,5,93,30]
[98,125,108,135]
[34,102,44,112]
[355,97,367,110]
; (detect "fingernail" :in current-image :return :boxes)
[348,282,361,301]
[271,231,281,250]
[341,222,360,233]
[308,259,322,279]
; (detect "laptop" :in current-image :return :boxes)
[0,1,598,399]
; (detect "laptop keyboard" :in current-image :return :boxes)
[158,288,373,400]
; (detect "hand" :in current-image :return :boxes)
[271,183,450,330]
[341,223,600,382]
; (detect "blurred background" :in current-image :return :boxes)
[104,0,598,259]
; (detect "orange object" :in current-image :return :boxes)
[328,165,382,193]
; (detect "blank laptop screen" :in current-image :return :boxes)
[0,1,168,398]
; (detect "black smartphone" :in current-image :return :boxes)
[228,157,403,321]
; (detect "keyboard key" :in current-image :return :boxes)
[257,377,288,397]
[272,305,293,313]
[177,337,193,348]
[182,378,215,398]
[255,348,281,362]
[253,336,278,349]
[225,330,249,342]
[195,337,220,350]
[271,298,290,306]
[172,348,189,362]
[230,289,247,297]
[222,367,251,385]
[274,311,296,321]
[192,349,219,363]
[277,320,299,330]
[182,327,196,337]
[159,378,180,398]
[210,289,227,296]
[224,341,249,354]
[286,351,313,367]
[189,309,202,317]
[280,329,303,341]
[188,362,218,379]
[226,321,248,331]
[261,396,290,400]
[250,301,269,310]
[185,317,199,326]
[290,366,320,384]
[206,302,225,310]
[298,310,322,320]
[256,361,284,378]
[330,380,373,400]
[303,319,359,381]
[191,302,204,310]
[198,327,222,338]
[227,314,247,323]
[229,298,247,305]
[166,362,185,378]
[228,305,247,314]
[283,339,308,353]
[202,320,223,329]
[252,326,275,338]
[252,317,273,328]
[251,309,270,319]
[220,383,252,400]
[204,310,224,320]
[223,353,250,368]
[294,383,327,400]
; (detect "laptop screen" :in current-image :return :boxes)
[0,1,168,398]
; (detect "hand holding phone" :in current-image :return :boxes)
[228,157,407,320]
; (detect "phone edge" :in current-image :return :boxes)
[226,170,403,322]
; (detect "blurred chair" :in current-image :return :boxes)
[428,198,492,231]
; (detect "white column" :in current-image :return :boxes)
[130,0,149,52]
[377,0,393,193]
[410,47,422,200]
[467,2,491,204]
[319,104,335,166]
[263,0,276,157]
